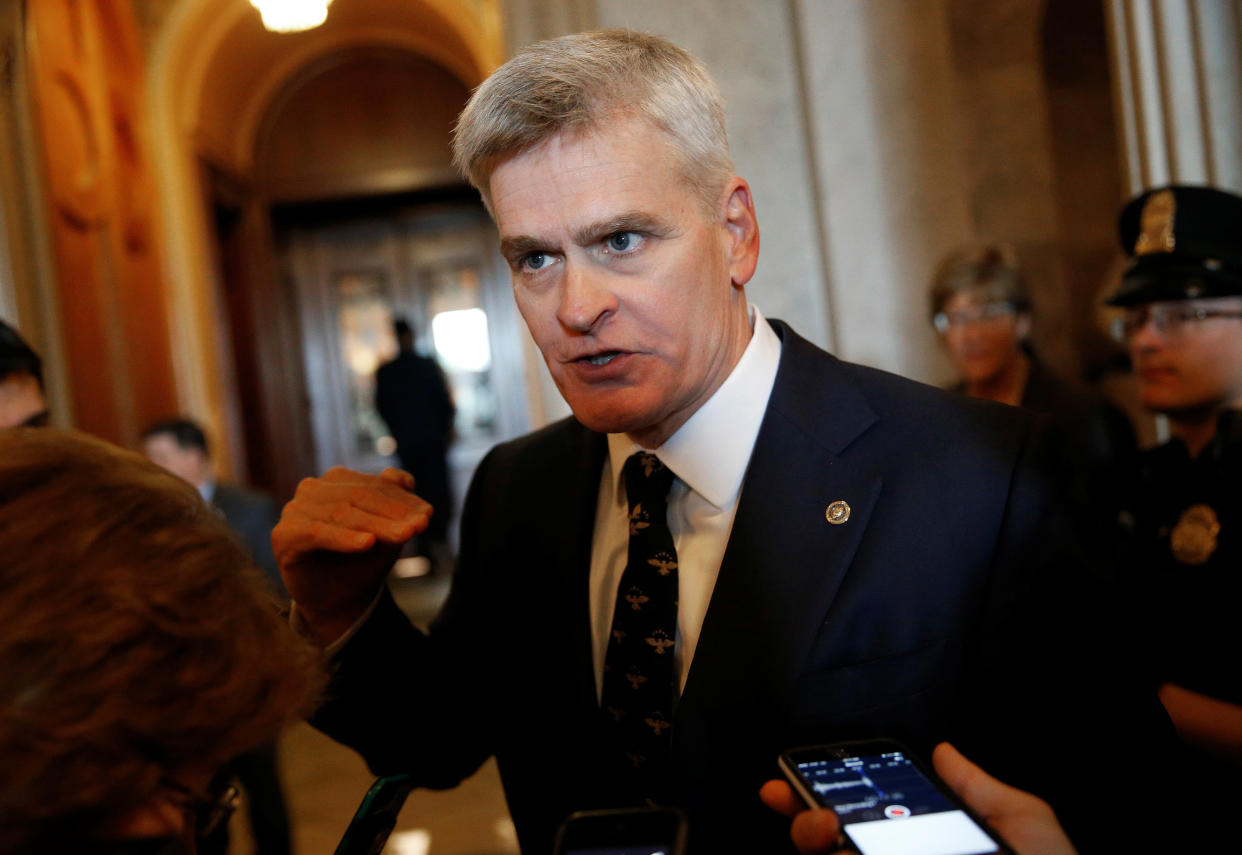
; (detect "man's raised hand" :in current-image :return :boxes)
[273,466,432,643]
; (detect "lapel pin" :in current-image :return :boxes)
[825,500,851,525]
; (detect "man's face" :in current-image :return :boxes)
[0,372,48,428]
[489,117,758,448]
[143,434,210,487]
[1127,296,1242,416]
[937,292,1027,387]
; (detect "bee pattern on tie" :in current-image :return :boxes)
[600,452,680,803]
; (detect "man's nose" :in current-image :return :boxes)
[557,264,617,332]
[957,321,987,344]
[1129,315,1165,351]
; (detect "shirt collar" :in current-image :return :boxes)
[606,305,782,509]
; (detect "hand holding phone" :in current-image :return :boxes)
[778,740,1014,855]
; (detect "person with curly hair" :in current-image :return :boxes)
[0,428,324,853]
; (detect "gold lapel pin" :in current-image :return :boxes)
[825,500,851,525]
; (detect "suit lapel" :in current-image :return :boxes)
[544,423,609,716]
[677,323,883,750]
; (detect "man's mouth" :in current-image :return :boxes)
[1137,364,1175,381]
[580,351,622,366]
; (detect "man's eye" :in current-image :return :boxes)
[606,232,641,253]
[522,252,551,271]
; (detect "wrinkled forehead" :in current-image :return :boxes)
[483,114,703,206]
[489,121,696,223]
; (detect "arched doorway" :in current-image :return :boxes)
[243,46,530,544]
[145,0,512,498]
[144,4,522,850]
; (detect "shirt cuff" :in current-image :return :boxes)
[289,587,385,656]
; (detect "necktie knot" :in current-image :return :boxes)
[624,452,675,514]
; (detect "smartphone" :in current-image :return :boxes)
[333,773,416,855]
[552,806,688,855]
[779,740,1014,855]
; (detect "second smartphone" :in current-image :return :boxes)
[552,806,688,855]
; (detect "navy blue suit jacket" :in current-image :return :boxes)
[314,321,1172,853]
[213,483,286,599]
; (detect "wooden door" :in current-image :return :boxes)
[26,0,178,444]
[277,198,530,541]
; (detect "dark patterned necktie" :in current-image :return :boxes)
[600,451,679,802]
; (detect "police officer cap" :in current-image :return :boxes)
[1106,184,1242,307]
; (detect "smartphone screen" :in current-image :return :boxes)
[781,742,1010,855]
[553,807,687,855]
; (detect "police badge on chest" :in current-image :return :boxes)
[1169,504,1221,565]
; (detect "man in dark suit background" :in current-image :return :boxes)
[273,31,1173,854]
[142,417,293,855]
[374,317,456,571]
[143,418,286,597]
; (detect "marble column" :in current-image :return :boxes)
[1106,0,1242,194]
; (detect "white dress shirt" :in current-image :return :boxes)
[589,306,782,697]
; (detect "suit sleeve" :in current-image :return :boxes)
[249,494,287,599]
[307,451,502,788]
[948,414,1182,854]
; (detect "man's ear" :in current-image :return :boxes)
[721,178,760,288]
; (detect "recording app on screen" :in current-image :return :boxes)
[794,749,1001,855]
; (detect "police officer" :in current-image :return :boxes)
[1108,185,1242,802]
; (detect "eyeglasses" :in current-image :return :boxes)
[161,778,240,839]
[1110,304,1242,342]
[933,301,1016,333]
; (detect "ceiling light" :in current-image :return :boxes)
[249,0,333,33]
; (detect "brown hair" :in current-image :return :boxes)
[929,243,1032,320]
[452,29,734,214]
[0,429,324,840]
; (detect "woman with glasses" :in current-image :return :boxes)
[0,428,324,854]
[929,243,1135,468]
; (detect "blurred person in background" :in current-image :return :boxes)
[0,319,48,429]
[141,417,293,855]
[374,318,456,574]
[1106,185,1242,836]
[142,418,285,598]
[930,243,1135,470]
[0,428,323,854]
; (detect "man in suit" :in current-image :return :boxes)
[374,317,456,571]
[142,417,294,855]
[273,30,1171,854]
[143,418,286,596]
